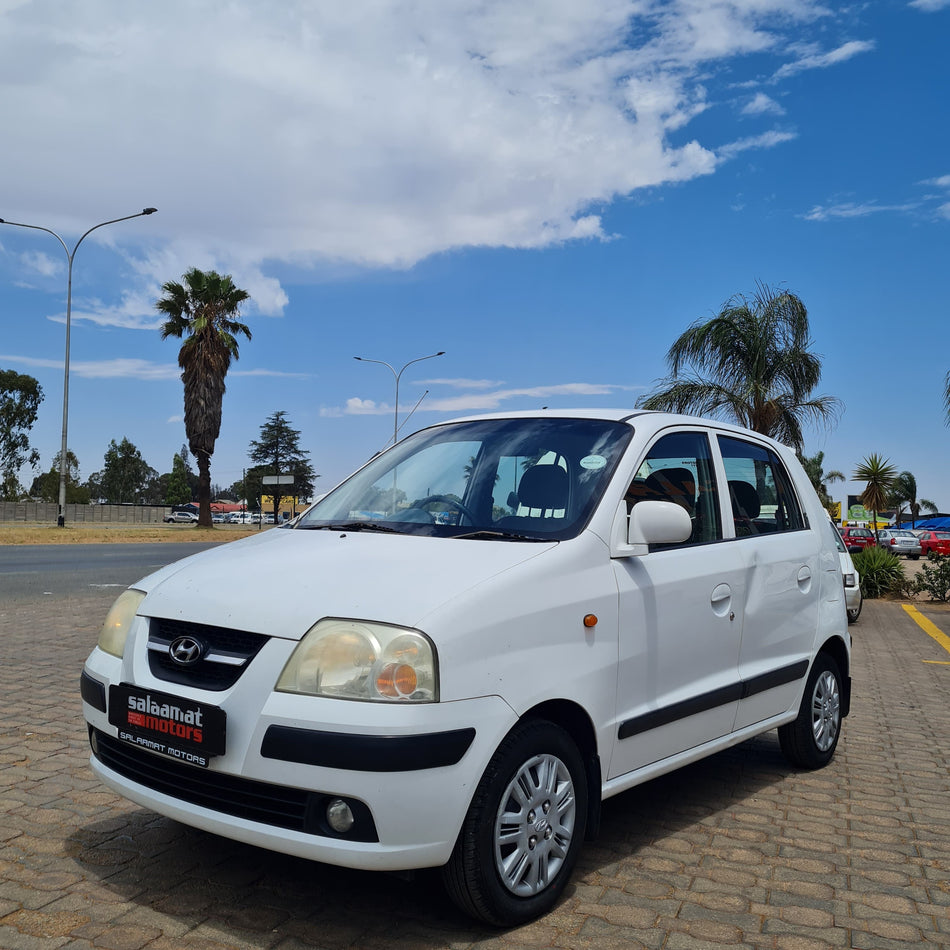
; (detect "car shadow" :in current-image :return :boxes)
[68,733,795,943]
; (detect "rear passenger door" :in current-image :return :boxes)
[718,435,820,730]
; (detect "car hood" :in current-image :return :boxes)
[135,528,557,640]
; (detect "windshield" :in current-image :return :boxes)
[295,417,632,540]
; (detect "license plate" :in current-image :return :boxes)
[109,684,226,768]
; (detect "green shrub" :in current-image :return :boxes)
[913,554,950,603]
[853,546,905,599]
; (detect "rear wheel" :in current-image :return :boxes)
[441,719,587,926]
[778,653,843,769]
[847,589,862,624]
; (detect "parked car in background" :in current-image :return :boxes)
[913,529,950,557]
[875,528,921,559]
[832,522,862,623]
[840,526,877,550]
[81,409,852,927]
[164,510,198,524]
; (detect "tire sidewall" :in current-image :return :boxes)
[460,720,588,926]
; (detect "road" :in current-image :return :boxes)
[0,551,949,947]
[0,542,220,602]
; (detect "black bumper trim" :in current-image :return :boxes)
[261,725,476,772]
[80,670,107,713]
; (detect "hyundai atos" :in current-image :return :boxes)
[81,410,851,926]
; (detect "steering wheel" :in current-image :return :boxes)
[414,494,477,525]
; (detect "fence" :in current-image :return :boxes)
[0,502,169,524]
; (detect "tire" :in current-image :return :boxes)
[441,719,587,927]
[847,590,862,624]
[778,653,843,769]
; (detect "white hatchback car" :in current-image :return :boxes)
[81,411,851,926]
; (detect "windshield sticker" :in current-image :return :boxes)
[580,455,607,470]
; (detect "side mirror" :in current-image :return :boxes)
[847,545,862,555]
[610,499,693,557]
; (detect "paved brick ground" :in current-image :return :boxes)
[1,588,949,949]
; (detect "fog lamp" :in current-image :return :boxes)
[326,798,355,833]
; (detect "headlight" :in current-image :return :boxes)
[276,619,438,702]
[98,589,146,658]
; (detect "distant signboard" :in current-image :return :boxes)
[262,475,295,486]
[849,504,869,522]
[829,502,841,521]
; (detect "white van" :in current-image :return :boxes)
[81,410,851,926]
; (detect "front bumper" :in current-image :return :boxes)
[81,640,518,871]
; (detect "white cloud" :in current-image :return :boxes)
[773,39,875,80]
[909,0,950,11]
[802,201,919,221]
[717,130,797,161]
[327,380,639,417]
[741,92,785,116]
[0,0,841,292]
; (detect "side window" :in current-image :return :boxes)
[626,430,722,544]
[717,435,806,536]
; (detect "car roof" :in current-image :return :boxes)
[434,409,796,449]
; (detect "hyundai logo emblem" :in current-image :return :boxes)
[168,636,204,666]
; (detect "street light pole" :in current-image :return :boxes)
[0,208,157,525]
[354,351,445,445]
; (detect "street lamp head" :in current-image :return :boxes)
[142,208,158,215]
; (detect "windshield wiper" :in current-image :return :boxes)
[302,522,400,533]
[452,529,549,542]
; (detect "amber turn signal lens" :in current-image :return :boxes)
[583,614,598,628]
[376,662,418,698]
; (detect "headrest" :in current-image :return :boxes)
[644,467,696,505]
[518,465,569,511]
[729,480,760,519]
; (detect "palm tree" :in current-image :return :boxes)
[158,268,251,527]
[798,450,845,512]
[853,454,897,531]
[890,470,937,527]
[637,283,841,453]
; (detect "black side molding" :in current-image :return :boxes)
[261,725,476,772]
[619,660,809,741]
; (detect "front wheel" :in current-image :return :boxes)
[778,653,843,769]
[441,719,587,926]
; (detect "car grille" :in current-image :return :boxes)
[147,618,269,690]
[91,729,377,841]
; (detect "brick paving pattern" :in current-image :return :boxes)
[1,587,948,948]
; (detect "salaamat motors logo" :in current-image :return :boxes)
[126,693,205,744]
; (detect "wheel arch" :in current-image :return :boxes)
[817,635,851,719]
[521,698,602,841]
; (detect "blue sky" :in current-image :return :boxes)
[1,0,948,508]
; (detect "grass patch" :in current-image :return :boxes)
[0,523,266,544]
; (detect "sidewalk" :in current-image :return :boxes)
[1,591,948,949]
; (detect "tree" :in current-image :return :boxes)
[637,283,841,453]
[798,450,845,512]
[29,450,89,504]
[889,470,937,527]
[157,268,251,526]
[0,369,44,500]
[165,452,192,505]
[94,437,158,504]
[945,371,950,426]
[248,410,315,521]
[853,454,897,530]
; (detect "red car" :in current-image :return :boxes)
[840,526,877,550]
[913,530,950,557]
